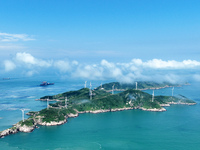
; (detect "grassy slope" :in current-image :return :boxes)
[33,83,195,123]
[96,81,180,90]
[1,82,196,136]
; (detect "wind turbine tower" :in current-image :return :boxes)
[90,82,92,100]
[84,81,87,88]
[136,82,138,90]
[20,108,30,122]
[172,87,174,96]
[47,97,49,110]
[152,90,154,102]
[90,82,92,89]
[65,97,68,108]
[90,90,92,100]
[112,84,115,94]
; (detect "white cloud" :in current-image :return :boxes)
[54,60,71,72]
[101,59,123,79]
[2,53,200,83]
[16,52,36,64]
[72,60,79,65]
[74,64,103,80]
[132,59,143,65]
[130,59,200,69]
[101,59,114,68]
[0,32,35,42]
[15,52,52,67]
[162,74,182,84]
[4,60,16,71]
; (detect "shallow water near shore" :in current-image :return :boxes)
[0,77,200,149]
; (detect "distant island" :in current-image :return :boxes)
[0,81,196,138]
[40,81,54,86]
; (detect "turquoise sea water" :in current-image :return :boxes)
[0,77,200,150]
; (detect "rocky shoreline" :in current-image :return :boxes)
[77,107,134,114]
[168,102,196,105]
[0,82,196,139]
[140,107,166,112]
[160,104,170,107]
[0,106,166,138]
[37,120,67,126]
[0,123,36,138]
[0,101,197,138]
[160,102,196,107]
[76,106,167,114]
[0,101,196,138]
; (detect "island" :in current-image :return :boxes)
[0,81,196,138]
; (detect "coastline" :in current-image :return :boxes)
[140,107,166,112]
[0,83,196,139]
[0,101,196,138]
[105,84,182,93]
[168,102,196,105]
[0,123,36,138]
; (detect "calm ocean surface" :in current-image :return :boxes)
[0,76,200,150]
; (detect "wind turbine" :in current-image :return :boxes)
[89,82,92,100]
[90,82,92,89]
[136,82,138,90]
[112,84,115,94]
[47,97,49,110]
[152,90,154,102]
[20,109,30,122]
[172,87,174,96]
[90,90,92,100]
[84,81,87,88]
[65,97,68,108]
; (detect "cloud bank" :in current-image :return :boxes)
[130,59,200,69]
[15,52,52,67]
[2,52,200,83]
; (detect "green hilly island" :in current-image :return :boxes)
[0,81,196,138]
[96,81,181,91]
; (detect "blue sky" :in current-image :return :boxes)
[0,0,200,82]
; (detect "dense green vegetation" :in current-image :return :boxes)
[96,81,180,90]
[30,82,195,124]
[20,118,35,127]
[39,108,60,122]
[41,88,110,100]
[73,94,126,111]
[39,108,63,122]
[155,95,195,103]
[36,107,77,123]
[117,89,162,109]
[0,81,196,138]
[44,87,194,113]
